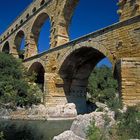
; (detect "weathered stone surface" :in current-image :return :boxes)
[53,110,116,140]
[28,104,47,115]
[53,130,85,140]
[47,103,77,118]
[63,103,77,117]
[70,112,105,139]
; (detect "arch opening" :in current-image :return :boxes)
[2,41,10,54]
[14,30,25,59]
[59,47,118,114]
[31,12,51,53]
[28,62,45,92]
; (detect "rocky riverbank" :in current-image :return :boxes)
[0,103,77,120]
[53,103,115,140]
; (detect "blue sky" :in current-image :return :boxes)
[0,0,119,66]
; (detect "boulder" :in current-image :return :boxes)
[70,112,105,139]
[47,103,77,118]
[28,104,47,115]
[63,103,77,117]
[53,130,85,140]
[47,105,64,117]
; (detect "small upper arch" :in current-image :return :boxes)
[31,12,50,37]
[30,11,51,52]
[40,0,45,6]
[14,30,25,49]
[14,30,25,59]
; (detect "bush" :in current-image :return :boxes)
[87,118,113,140]
[0,132,5,140]
[87,121,103,140]
[116,105,140,139]
[87,105,140,140]
[0,53,42,108]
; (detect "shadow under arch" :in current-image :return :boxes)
[31,12,51,53]
[28,62,45,92]
[59,47,114,114]
[14,30,25,59]
[2,41,10,54]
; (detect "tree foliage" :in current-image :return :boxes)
[88,65,119,108]
[0,53,42,108]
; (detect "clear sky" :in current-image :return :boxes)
[0,0,119,66]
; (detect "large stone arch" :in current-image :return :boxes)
[59,47,112,94]
[14,30,25,59]
[58,46,116,113]
[59,42,115,71]
[2,41,10,54]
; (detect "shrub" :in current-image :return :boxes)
[87,121,103,140]
[116,105,140,139]
[0,53,42,108]
[87,105,140,140]
[0,132,5,140]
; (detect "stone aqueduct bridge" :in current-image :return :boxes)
[0,0,140,112]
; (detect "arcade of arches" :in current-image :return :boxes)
[0,0,140,112]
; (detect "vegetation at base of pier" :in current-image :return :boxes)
[87,66,140,139]
[88,65,121,110]
[116,105,140,139]
[0,52,42,108]
[87,105,140,140]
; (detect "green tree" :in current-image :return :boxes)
[88,65,119,109]
[0,52,42,108]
